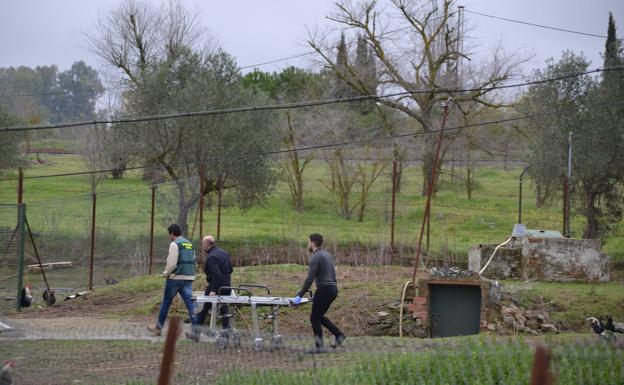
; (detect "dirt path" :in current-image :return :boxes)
[0,317,158,341]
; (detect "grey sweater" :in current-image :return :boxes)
[297,249,337,296]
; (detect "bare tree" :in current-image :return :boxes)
[282,111,312,212]
[79,125,107,194]
[309,0,525,195]
[317,106,387,221]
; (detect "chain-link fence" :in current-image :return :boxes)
[0,324,622,384]
[0,159,622,307]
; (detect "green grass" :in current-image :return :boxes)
[2,334,621,385]
[216,337,623,385]
[0,151,623,265]
[514,281,624,330]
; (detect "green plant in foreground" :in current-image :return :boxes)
[216,339,623,385]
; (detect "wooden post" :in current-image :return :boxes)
[17,167,23,204]
[89,192,96,291]
[149,185,156,275]
[157,316,181,385]
[530,345,553,385]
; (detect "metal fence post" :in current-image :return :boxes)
[89,192,97,291]
[217,184,222,240]
[16,203,26,311]
[563,178,569,236]
[391,160,397,254]
[149,185,156,275]
[199,163,205,242]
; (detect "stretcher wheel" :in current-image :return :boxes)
[271,336,283,349]
[232,333,242,348]
[216,336,227,350]
[253,339,264,352]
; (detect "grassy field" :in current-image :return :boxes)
[1,152,622,264]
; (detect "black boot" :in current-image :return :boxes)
[331,334,346,348]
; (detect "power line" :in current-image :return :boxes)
[0,86,121,99]
[0,90,68,98]
[238,13,451,70]
[240,52,316,71]
[1,66,621,133]
[464,9,614,40]
[0,115,527,183]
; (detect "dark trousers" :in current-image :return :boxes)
[197,287,230,329]
[310,285,342,348]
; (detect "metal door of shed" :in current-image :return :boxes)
[429,284,481,338]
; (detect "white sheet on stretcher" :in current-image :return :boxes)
[194,294,311,306]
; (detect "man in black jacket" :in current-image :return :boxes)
[293,233,345,353]
[197,235,233,329]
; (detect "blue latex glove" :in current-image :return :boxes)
[292,295,302,305]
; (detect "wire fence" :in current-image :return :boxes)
[0,204,25,315]
[0,324,622,385]
[0,158,622,314]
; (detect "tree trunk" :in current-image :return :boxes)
[392,144,405,193]
[535,183,543,207]
[357,201,367,222]
[111,161,126,179]
[421,153,444,197]
[420,132,443,197]
[583,191,599,239]
[283,113,307,212]
[294,169,304,211]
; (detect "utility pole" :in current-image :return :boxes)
[518,166,531,224]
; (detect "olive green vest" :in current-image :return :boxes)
[172,237,195,276]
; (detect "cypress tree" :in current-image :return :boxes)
[333,33,354,99]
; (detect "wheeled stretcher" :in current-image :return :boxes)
[194,284,311,351]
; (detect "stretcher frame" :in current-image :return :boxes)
[194,284,311,351]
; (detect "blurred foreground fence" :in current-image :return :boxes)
[0,323,622,385]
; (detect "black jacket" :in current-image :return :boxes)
[203,245,233,294]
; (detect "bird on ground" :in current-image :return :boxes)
[605,316,624,333]
[19,284,32,308]
[587,317,605,335]
[587,316,619,341]
[0,360,15,385]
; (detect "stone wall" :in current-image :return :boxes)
[470,237,610,282]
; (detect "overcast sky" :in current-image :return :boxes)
[0,0,622,78]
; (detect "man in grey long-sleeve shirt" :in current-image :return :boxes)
[293,233,345,353]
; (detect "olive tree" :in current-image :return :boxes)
[90,0,277,232]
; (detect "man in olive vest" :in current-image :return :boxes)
[147,224,199,341]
